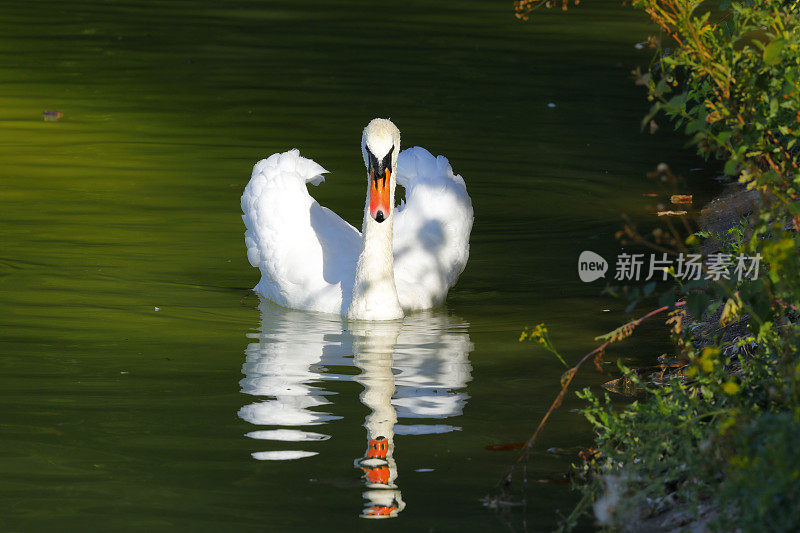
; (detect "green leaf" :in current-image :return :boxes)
[686,119,706,134]
[724,159,739,176]
[763,38,785,66]
[769,97,779,117]
[667,92,688,111]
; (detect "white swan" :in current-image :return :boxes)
[241,118,473,320]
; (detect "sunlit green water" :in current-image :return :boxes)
[0,1,715,531]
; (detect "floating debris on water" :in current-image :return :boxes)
[547,102,556,108]
[414,468,434,473]
[670,194,693,205]
[657,210,688,216]
[42,110,63,121]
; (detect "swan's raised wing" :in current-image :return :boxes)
[393,147,474,311]
[241,149,361,315]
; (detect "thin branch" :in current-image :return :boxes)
[487,301,687,495]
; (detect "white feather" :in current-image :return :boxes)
[241,149,360,315]
[394,147,473,311]
[241,124,473,319]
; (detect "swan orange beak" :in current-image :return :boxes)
[369,167,391,223]
[366,437,389,459]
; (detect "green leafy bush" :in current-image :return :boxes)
[510,3,799,530]
[572,1,800,530]
[637,0,800,188]
[718,412,800,530]
[509,1,800,530]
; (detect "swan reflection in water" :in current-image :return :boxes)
[238,299,473,518]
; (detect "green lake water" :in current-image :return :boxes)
[0,1,716,531]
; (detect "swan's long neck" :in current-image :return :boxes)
[348,201,403,320]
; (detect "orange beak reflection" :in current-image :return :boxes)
[369,167,391,223]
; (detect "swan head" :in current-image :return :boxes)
[361,118,400,224]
